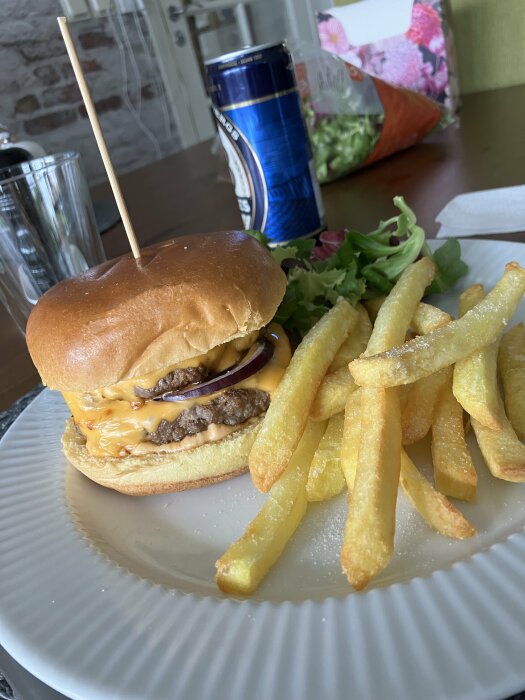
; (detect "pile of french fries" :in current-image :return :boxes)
[216,259,525,595]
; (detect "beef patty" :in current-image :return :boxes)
[134,364,209,399]
[147,388,270,445]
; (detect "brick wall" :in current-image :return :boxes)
[0,0,181,184]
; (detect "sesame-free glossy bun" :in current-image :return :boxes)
[26,231,286,392]
[61,415,261,495]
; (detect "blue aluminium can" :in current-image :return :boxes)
[205,42,325,245]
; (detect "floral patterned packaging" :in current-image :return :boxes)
[294,42,443,184]
[316,0,459,115]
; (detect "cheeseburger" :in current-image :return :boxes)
[26,231,290,495]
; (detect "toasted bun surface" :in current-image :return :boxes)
[26,232,286,392]
[62,416,261,495]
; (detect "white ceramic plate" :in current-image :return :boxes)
[1,239,525,700]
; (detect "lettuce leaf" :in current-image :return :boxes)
[423,239,469,295]
[247,197,468,337]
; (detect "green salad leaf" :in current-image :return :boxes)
[248,197,468,337]
[423,239,469,296]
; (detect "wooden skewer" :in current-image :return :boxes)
[57,16,141,260]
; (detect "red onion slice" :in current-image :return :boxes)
[155,339,274,402]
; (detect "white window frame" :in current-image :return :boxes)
[141,0,258,148]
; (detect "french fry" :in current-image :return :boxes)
[431,376,477,501]
[341,386,402,590]
[411,302,452,334]
[216,420,325,595]
[402,366,451,445]
[340,388,362,492]
[448,285,525,481]
[310,304,370,421]
[363,296,385,323]
[365,257,436,354]
[471,391,525,482]
[312,300,450,424]
[498,323,525,440]
[310,367,356,422]
[342,385,475,537]
[458,283,484,315]
[402,301,453,444]
[327,304,368,371]
[350,263,525,388]
[453,285,501,429]
[454,304,525,482]
[399,451,476,539]
[306,413,345,502]
[249,298,356,492]
[365,296,451,331]
[341,258,436,590]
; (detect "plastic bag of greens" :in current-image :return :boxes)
[293,43,443,184]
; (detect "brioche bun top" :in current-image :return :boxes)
[26,231,286,392]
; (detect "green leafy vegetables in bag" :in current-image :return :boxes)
[303,101,383,184]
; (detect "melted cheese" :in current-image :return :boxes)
[62,324,290,458]
[102,331,260,402]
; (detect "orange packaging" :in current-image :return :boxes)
[294,44,443,184]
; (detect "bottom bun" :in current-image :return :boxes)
[62,417,262,496]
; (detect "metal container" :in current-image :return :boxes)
[206,42,325,245]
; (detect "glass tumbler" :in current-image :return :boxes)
[0,152,106,333]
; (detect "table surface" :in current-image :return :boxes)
[1,82,525,412]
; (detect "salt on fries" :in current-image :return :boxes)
[498,323,525,441]
[249,298,357,492]
[349,262,525,388]
[216,420,325,595]
[216,258,525,595]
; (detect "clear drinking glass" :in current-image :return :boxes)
[0,152,106,333]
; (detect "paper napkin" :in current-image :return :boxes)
[435,185,525,238]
